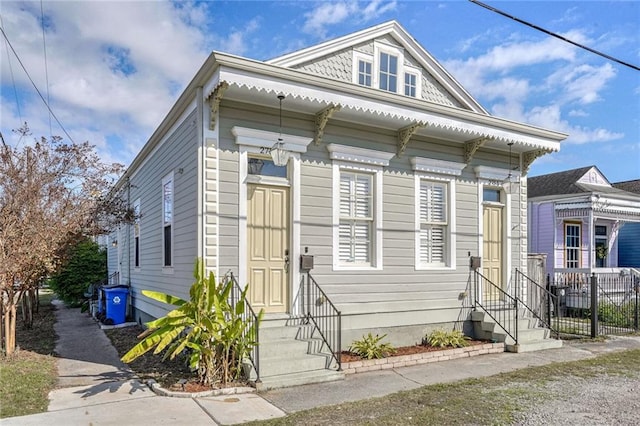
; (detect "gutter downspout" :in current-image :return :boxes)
[196,87,205,264]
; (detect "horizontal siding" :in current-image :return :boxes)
[124,109,200,318]
[216,98,527,332]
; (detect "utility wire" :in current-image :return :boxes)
[0,23,75,143]
[469,0,640,72]
[0,14,23,126]
[40,0,52,137]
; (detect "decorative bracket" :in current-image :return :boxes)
[464,137,489,164]
[397,122,425,156]
[314,104,341,145]
[207,81,229,130]
[522,149,550,174]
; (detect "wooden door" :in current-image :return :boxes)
[247,184,289,313]
[483,204,503,301]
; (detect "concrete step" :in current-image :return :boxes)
[259,352,331,377]
[506,338,563,353]
[256,369,344,391]
[259,339,311,358]
[259,325,301,341]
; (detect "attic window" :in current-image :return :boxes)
[352,42,422,99]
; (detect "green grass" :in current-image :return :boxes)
[251,348,640,426]
[0,290,58,419]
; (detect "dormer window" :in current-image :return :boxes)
[379,52,398,92]
[352,42,422,99]
[358,59,372,87]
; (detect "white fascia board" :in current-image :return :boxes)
[327,143,395,167]
[231,126,312,153]
[411,157,466,176]
[474,165,519,181]
[217,64,564,151]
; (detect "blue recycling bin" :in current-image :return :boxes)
[103,287,129,325]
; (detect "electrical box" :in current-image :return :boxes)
[300,255,314,271]
[470,256,481,270]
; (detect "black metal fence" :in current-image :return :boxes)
[229,272,261,383]
[304,273,342,370]
[515,269,560,339]
[550,270,640,338]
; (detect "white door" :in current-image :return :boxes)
[247,184,289,313]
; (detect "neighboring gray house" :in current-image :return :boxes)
[613,179,640,267]
[108,21,566,388]
[528,166,640,274]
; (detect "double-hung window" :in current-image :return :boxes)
[418,180,447,266]
[133,199,140,268]
[404,72,417,97]
[162,174,173,267]
[565,223,581,268]
[595,225,607,267]
[379,52,398,92]
[339,172,373,264]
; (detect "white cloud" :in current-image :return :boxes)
[546,63,616,105]
[527,105,623,144]
[303,0,397,37]
[218,18,261,56]
[568,109,588,117]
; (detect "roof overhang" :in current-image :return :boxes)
[210,52,567,156]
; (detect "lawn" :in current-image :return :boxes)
[0,290,58,419]
[250,348,640,426]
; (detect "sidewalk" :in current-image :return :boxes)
[4,301,640,425]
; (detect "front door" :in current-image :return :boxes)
[247,184,289,313]
[483,204,503,300]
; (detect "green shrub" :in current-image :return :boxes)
[598,301,637,328]
[48,239,106,306]
[426,329,470,348]
[121,259,263,386]
[349,333,396,359]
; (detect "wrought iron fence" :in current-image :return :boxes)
[550,270,640,338]
[229,272,261,383]
[473,270,518,345]
[304,273,342,370]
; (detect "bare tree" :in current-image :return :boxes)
[0,124,130,355]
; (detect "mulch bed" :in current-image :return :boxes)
[339,339,489,363]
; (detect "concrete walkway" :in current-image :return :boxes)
[4,301,640,425]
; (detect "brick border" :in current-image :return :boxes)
[342,342,505,374]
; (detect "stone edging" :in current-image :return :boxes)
[342,342,505,375]
[146,379,256,398]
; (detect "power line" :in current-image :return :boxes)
[0,14,22,125]
[469,0,640,72]
[40,0,53,137]
[0,22,75,143]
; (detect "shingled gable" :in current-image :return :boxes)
[266,20,487,114]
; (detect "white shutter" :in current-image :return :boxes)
[419,180,448,266]
[338,171,374,265]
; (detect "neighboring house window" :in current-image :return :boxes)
[358,59,372,87]
[379,52,398,92]
[565,223,581,268]
[404,72,417,97]
[418,180,448,266]
[339,171,373,265]
[595,225,607,268]
[162,173,173,267]
[133,199,140,268]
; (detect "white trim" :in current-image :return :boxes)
[352,51,373,87]
[161,172,174,271]
[411,157,466,176]
[414,175,456,271]
[232,126,312,153]
[332,161,384,271]
[403,64,422,99]
[326,143,395,167]
[234,128,306,314]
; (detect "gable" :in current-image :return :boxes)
[268,20,483,113]
[288,36,464,108]
[576,167,611,187]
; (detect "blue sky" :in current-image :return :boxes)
[1,1,638,182]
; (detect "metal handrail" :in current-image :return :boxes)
[473,270,518,345]
[229,272,260,383]
[305,273,342,371]
[515,269,559,338]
